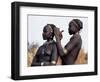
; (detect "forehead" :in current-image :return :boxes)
[43,25,52,31]
[69,22,75,26]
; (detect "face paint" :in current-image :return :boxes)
[42,25,53,40]
[68,22,79,35]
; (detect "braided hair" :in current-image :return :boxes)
[69,19,83,35]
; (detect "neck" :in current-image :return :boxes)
[47,38,53,42]
[74,32,79,35]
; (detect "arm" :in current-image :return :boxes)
[50,43,58,65]
[54,27,80,56]
[65,35,80,53]
[31,47,42,66]
[54,27,65,56]
[31,57,41,66]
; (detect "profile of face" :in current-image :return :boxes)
[42,25,53,40]
[68,19,83,35]
[68,22,78,35]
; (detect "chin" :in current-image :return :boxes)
[43,38,46,40]
[43,36,45,40]
[69,32,72,35]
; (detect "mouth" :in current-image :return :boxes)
[43,35,47,40]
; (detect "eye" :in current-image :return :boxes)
[43,29,47,32]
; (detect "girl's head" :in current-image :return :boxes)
[42,24,56,40]
[68,19,83,35]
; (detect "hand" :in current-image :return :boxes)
[59,30,64,40]
[54,27,63,41]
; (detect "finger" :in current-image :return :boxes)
[58,28,60,31]
[57,28,60,32]
[54,27,58,32]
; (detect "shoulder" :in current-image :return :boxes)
[69,34,82,45]
[49,40,57,49]
[37,45,44,51]
[73,34,81,38]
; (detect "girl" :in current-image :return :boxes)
[31,24,58,66]
[54,19,83,65]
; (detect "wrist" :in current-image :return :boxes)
[56,38,61,42]
[56,40,61,44]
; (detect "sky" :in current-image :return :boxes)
[28,15,88,53]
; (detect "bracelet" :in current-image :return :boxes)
[51,61,56,64]
[63,48,67,54]
[41,62,44,66]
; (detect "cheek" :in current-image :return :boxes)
[42,33,44,37]
[69,26,77,34]
[42,33,47,40]
[45,32,50,36]
[43,31,52,39]
[43,33,48,37]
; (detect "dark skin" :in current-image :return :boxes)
[42,25,53,41]
[54,22,82,64]
[31,25,58,66]
[54,27,65,56]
